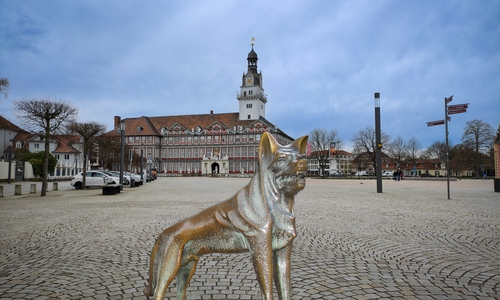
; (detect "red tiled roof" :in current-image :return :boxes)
[53,135,81,154]
[102,113,282,137]
[0,115,28,133]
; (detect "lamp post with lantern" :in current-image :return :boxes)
[375,93,382,193]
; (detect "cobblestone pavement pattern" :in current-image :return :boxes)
[0,178,498,299]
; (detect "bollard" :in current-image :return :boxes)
[53,182,59,191]
[0,186,3,197]
[30,184,37,194]
[15,184,22,195]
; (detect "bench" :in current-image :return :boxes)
[102,184,122,195]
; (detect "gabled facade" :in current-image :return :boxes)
[0,116,28,161]
[102,47,293,175]
[308,149,355,175]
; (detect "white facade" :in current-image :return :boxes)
[238,47,267,121]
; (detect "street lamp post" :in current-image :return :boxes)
[120,119,125,189]
[375,93,382,193]
[7,139,13,184]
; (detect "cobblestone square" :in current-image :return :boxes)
[0,178,498,299]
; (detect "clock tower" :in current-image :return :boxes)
[238,41,267,120]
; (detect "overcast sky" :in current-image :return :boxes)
[1,0,499,151]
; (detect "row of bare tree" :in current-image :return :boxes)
[11,98,107,196]
[309,119,497,177]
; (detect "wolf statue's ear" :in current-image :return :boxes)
[291,135,308,154]
[259,132,279,166]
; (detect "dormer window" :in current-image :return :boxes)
[137,126,144,132]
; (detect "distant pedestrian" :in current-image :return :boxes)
[483,173,487,180]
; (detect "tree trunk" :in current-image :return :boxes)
[41,138,49,197]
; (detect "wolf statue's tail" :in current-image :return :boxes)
[143,236,161,297]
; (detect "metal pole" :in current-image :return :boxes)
[120,119,125,188]
[375,93,382,193]
[140,148,144,182]
[444,96,452,199]
[7,140,12,184]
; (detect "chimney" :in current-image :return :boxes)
[114,116,121,128]
[210,110,213,115]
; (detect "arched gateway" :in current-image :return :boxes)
[202,148,229,176]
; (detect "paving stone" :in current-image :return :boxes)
[0,178,498,299]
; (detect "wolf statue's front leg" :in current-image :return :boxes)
[273,244,293,300]
[248,233,275,300]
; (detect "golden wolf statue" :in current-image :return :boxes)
[144,132,308,300]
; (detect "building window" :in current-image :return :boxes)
[242,147,247,157]
[55,155,60,159]
[248,115,251,119]
[174,137,179,144]
[65,155,69,159]
[16,141,21,148]
[200,136,205,143]
[187,136,192,143]
[214,136,219,143]
[229,135,234,142]
[246,104,252,108]
[249,146,255,157]
[141,136,146,143]
[137,126,143,132]
[194,136,198,143]
[207,136,212,143]
[34,144,39,149]
[235,147,240,157]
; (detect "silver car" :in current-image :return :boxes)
[70,170,119,189]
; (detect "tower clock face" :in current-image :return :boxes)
[246,77,253,85]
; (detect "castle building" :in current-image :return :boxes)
[103,46,293,176]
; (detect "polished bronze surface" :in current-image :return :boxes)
[144,132,308,300]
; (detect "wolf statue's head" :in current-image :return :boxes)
[258,132,309,197]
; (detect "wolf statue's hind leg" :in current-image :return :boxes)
[144,237,162,297]
[152,243,185,300]
[176,258,199,300]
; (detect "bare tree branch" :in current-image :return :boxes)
[13,98,77,196]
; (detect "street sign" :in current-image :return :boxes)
[448,103,469,110]
[448,108,467,115]
[427,120,445,126]
[445,95,453,103]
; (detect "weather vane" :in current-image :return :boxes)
[251,37,255,47]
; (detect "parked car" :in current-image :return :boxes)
[382,171,393,177]
[70,170,120,189]
[125,172,142,184]
[354,171,368,176]
[109,171,130,185]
